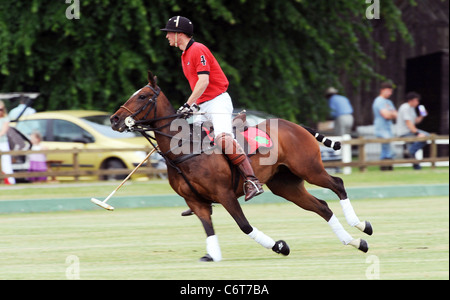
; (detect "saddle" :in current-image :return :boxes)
[171,112,273,165]
[169,112,272,199]
[198,112,273,156]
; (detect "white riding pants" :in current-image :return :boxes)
[193,92,233,137]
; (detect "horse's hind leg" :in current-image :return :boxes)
[303,168,373,236]
[220,195,290,256]
[267,170,368,252]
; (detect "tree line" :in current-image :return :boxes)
[0,0,413,124]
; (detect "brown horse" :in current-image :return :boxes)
[110,71,372,262]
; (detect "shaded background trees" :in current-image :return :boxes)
[1,0,446,129]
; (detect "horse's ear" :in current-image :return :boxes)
[147,70,157,87]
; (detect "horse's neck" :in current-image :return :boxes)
[151,93,180,157]
[156,91,176,116]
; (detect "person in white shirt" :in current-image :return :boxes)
[0,100,16,184]
[396,92,429,170]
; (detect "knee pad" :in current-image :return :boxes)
[215,133,246,165]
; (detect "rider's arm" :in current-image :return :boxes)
[186,74,209,106]
[379,107,397,120]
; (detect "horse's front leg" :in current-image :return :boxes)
[187,199,222,262]
[220,195,290,256]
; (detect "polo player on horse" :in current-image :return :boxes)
[161,16,264,207]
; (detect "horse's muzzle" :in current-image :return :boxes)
[110,114,125,132]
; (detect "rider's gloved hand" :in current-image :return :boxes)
[177,103,199,119]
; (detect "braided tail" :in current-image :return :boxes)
[302,126,341,151]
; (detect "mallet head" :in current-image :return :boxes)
[90,198,114,211]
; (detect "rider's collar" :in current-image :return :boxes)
[184,38,195,52]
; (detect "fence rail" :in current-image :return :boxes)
[1,134,449,181]
[323,134,449,171]
[0,147,165,181]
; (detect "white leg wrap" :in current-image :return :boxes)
[206,235,222,262]
[247,227,275,249]
[340,198,361,227]
[348,238,362,249]
[328,214,353,245]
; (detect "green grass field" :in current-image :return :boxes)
[0,196,448,280]
[2,166,448,200]
[0,167,448,280]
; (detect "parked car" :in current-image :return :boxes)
[11,110,158,181]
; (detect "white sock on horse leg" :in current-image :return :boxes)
[248,227,275,249]
[328,214,353,245]
[340,198,361,227]
[206,235,222,262]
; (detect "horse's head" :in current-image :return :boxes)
[110,71,160,132]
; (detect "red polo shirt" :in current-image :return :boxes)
[181,39,229,104]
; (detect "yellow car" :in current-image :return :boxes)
[12,110,158,181]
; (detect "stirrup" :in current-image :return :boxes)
[245,180,263,194]
[244,179,264,198]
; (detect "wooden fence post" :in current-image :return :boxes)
[430,133,437,169]
[73,151,79,181]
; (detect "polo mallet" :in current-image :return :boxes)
[90,147,158,211]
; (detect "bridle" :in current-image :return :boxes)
[120,84,160,127]
[118,83,187,151]
[119,84,189,132]
[118,83,207,200]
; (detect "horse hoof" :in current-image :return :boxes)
[363,221,373,236]
[199,254,214,262]
[358,239,369,253]
[272,240,290,256]
[348,238,369,253]
[181,208,194,216]
[356,221,373,236]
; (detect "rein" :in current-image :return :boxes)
[120,84,204,156]
[119,84,206,200]
[120,84,182,144]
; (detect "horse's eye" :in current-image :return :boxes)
[138,94,146,100]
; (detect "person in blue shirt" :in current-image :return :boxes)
[9,98,36,121]
[372,82,397,168]
[325,87,354,136]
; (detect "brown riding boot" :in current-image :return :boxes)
[216,133,264,201]
[238,157,264,201]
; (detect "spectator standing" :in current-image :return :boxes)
[325,87,354,136]
[372,82,397,170]
[0,100,16,184]
[396,92,429,170]
[28,132,48,182]
[8,97,36,120]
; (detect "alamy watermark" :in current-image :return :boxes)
[65,0,80,20]
[64,1,379,21]
[365,0,380,19]
[65,255,80,279]
[365,255,380,279]
[168,118,279,166]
